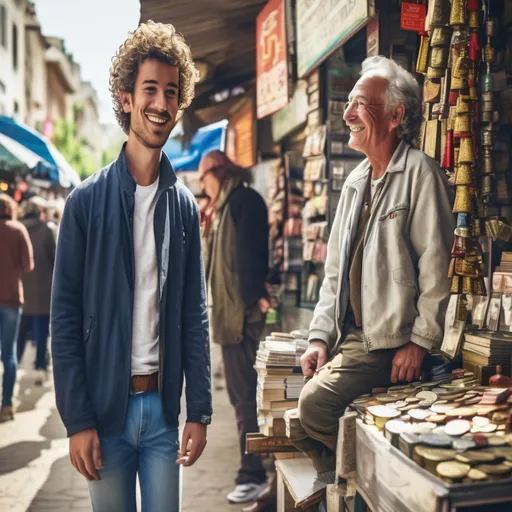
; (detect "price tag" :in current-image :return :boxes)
[400,2,427,32]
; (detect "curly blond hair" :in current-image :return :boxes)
[109,21,199,135]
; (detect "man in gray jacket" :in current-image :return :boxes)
[293,56,455,482]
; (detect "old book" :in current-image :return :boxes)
[462,349,490,367]
[246,433,297,453]
[275,458,326,508]
[261,418,286,437]
[274,452,307,460]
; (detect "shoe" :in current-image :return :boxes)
[34,369,47,386]
[227,483,266,504]
[0,406,14,423]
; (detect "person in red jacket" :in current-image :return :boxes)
[0,193,34,422]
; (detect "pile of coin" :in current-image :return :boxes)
[350,373,512,484]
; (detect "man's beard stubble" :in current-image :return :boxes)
[130,117,175,150]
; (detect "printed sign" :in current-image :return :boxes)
[296,0,370,77]
[256,0,288,119]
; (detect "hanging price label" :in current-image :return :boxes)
[400,2,427,32]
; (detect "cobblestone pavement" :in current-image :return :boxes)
[0,344,253,512]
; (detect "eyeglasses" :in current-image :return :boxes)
[343,99,386,114]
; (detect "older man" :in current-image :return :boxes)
[293,56,455,482]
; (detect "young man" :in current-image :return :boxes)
[51,21,212,511]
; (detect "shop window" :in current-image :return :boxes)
[12,22,18,69]
[0,5,6,49]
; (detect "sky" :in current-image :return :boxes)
[33,0,141,124]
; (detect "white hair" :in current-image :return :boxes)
[360,56,422,144]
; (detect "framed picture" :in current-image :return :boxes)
[485,292,502,332]
[500,293,512,332]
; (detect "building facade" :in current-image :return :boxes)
[0,0,26,119]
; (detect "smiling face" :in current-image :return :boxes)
[343,75,401,156]
[120,58,179,149]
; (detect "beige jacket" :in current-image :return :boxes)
[309,140,455,353]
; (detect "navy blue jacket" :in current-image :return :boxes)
[51,148,212,437]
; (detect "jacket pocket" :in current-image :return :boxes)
[378,203,410,221]
[83,316,93,343]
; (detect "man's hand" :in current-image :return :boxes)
[300,341,328,377]
[257,297,270,314]
[69,428,102,481]
[391,342,427,383]
[177,422,207,467]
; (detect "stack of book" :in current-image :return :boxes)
[256,331,307,437]
[463,330,512,384]
[283,408,302,440]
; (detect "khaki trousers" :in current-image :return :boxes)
[292,329,397,473]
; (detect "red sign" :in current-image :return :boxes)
[256,0,288,119]
[400,2,427,32]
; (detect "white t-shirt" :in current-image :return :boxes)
[131,177,160,376]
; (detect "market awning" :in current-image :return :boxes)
[0,132,55,175]
[0,116,81,188]
[165,120,227,172]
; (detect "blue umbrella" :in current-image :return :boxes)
[0,116,82,188]
[0,132,56,175]
[0,117,60,182]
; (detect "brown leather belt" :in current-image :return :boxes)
[130,372,159,395]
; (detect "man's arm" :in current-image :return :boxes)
[229,188,269,307]
[409,165,455,351]
[182,202,212,426]
[51,192,97,437]
[308,185,345,351]
[18,223,34,273]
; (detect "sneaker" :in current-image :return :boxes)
[34,369,47,386]
[227,483,266,504]
[0,406,14,423]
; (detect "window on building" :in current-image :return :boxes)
[0,5,6,49]
[12,23,18,70]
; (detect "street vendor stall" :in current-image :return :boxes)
[337,374,512,512]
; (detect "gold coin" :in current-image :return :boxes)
[468,468,488,481]
[422,448,456,462]
[437,460,470,479]
[455,451,495,463]
[491,412,509,424]
[476,463,511,475]
[406,397,420,403]
[368,405,401,418]
[488,436,507,447]
[446,407,476,418]
[428,414,447,424]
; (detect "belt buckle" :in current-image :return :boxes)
[130,389,145,396]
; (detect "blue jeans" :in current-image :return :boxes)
[17,315,50,369]
[88,391,181,512]
[32,315,50,370]
[0,307,22,407]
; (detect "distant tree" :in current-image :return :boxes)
[53,119,97,179]
[101,140,124,168]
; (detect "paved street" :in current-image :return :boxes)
[0,343,253,512]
